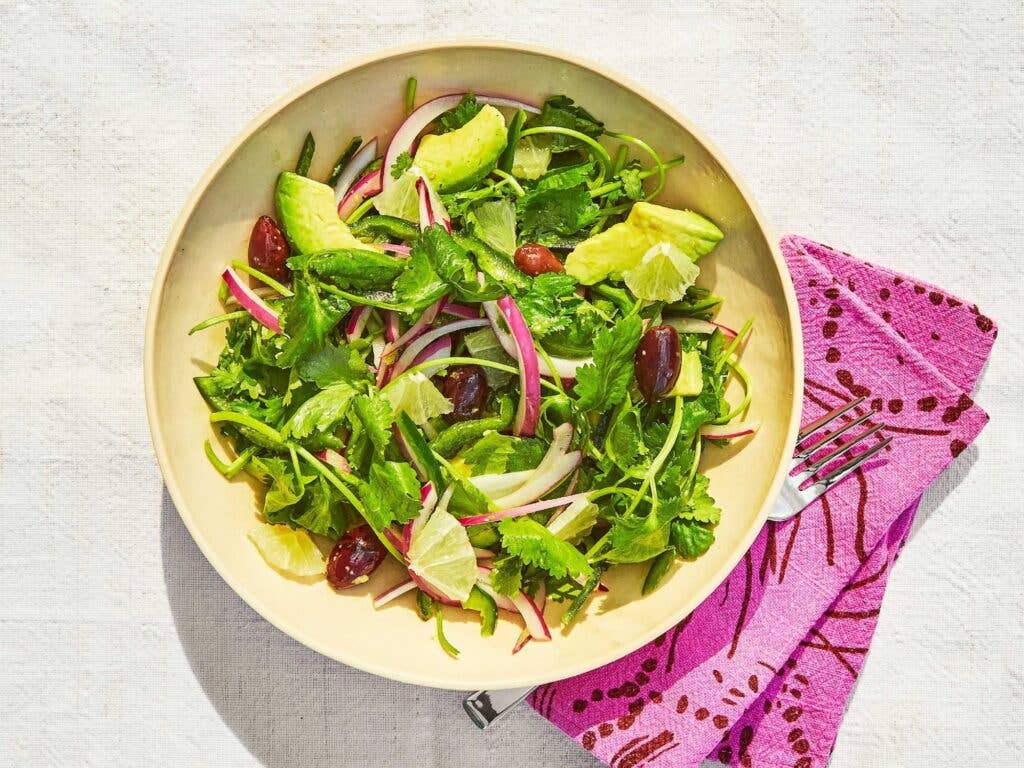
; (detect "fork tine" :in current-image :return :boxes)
[819,436,893,488]
[796,409,877,459]
[802,422,887,474]
[798,397,866,442]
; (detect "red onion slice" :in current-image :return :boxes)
[377,242,411,256]
[314,449,351,474]
[699,420,760,440]
[390,317,487,379]
[382,94,540,193]
[511,627,532,654]
[475,566,519,612]
[409,336,453,374]
[441,302,480,319]
[467,470,533,498]
[222,267,281,333]
[384,298,443,355]
[345,306,371,340]
[510,589,551,641]
[337,168,383,220]
[415,175,451,232]
[334,137,378,201]
[458,491,588,526]
[372,577,417,608]
[383,527,407,556]
[484,296,540,436]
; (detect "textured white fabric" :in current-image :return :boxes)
[1,2,1022,766]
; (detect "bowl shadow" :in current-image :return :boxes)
[159,490,599,767]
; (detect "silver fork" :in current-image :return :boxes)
[464,398,891,728]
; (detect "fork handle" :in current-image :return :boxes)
[463,686,536,728]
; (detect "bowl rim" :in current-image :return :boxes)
[144,38,804,690]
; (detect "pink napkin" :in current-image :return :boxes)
[530,236,997,768]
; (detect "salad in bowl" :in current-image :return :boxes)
[191,81,756,657]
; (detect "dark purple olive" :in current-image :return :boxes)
[635,325,681,401]
[326,526,385,590]
[514,243,564,276]
[247,215,291,285]
[442,365,489,422]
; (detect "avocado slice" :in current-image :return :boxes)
[275,171,366,254]
[414,105,507,193]
[565,202,724,284]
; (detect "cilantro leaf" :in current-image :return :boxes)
[498,517,593,581]
[459,432,547,475]
[447,474,492,518]
[296,340,371,388]
[276,279,349,367]
[604,504,677,563]
[438,93,482,133]
[605,404,647,472]
[619,165,644,201]
[671,519,715,560]
[680,474,721,525]
[284,381,358,439]
[516,272,581,337]
[490,555,523,597]
[248,456,311,520]
[361,460,422,529]
[574,314,643,412]
[392,246,447,313]
[292,476,353,539]
[517,186,600,245]
[528,95,604,153]
[350,393,393,457]
[391,151,413,179]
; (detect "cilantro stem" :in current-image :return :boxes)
[490,168,525,196]
[210,411,284,445]
[534,341,566,395]
[229,261,294,297]
[203,440,255,479]
[588,156,684,199]
[687,432,702,490]
[404,77,417,115]
[714,358,752,424]
[434,607,459,657]
[386,356,564,394]
[605,130,666,200]
[188,310,248,335]
[518,126,613,181]
[624,395,684,517]
[345,197,375,224]
[715,317,754,374]
[612,144,628,175]
[288,444,303,484]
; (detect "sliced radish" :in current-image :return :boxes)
[381,94,540,192]
[511,589,551,641]
[699,420,760,440]
[222,267,281,333]
[334,137,378,201]
[458,492,589,526]
[383,527,406,555]
[373,577,416,608]
[665,316,738,338]
[409,570,460,606]
[511,627,532,654]
[390,317,487,379]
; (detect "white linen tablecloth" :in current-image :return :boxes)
[1,2,1022,765]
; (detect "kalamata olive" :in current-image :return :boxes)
[635,325,681,401]
[326,526,386,590]
[247,215,291,285]
[442,365,489,422]
[514,243,565,276]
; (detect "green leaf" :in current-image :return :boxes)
[619,164,644,201]
[490,555,524,596]
[467,198,517,256]
[296,340,371,388]
[249,456,310,520]
[391,151,413,179]
[292,476,352,539]
[361,460,422,529]
[605,403,647,472]
[516,272,582,337]
[459,431,547,475]
[574,314,644,412]
[498,517,593,581]
[350,393,393,457]
[414,224,502,303]
[680,474,721,525]
[276,279,349,367]
[392,241,448,313]
[528,95,604,153]
[447,474,492,518]
[292,249,407,291]
[671,519,715,559]
[605,504,677,564]
[517,186,600,245]
[284,381,358,439]
[437,93,482,133]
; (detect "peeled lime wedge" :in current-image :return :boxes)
[407,510,477,602]
[384,371,453,424]
[623,242,700,302]
[373,167,421,222]
[248,522,325,577]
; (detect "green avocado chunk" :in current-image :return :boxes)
[274,171,366,254]
[414,105,508,193]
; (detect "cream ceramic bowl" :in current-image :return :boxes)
[145,41,803,690]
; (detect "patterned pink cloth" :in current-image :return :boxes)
[530,236,997,768]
